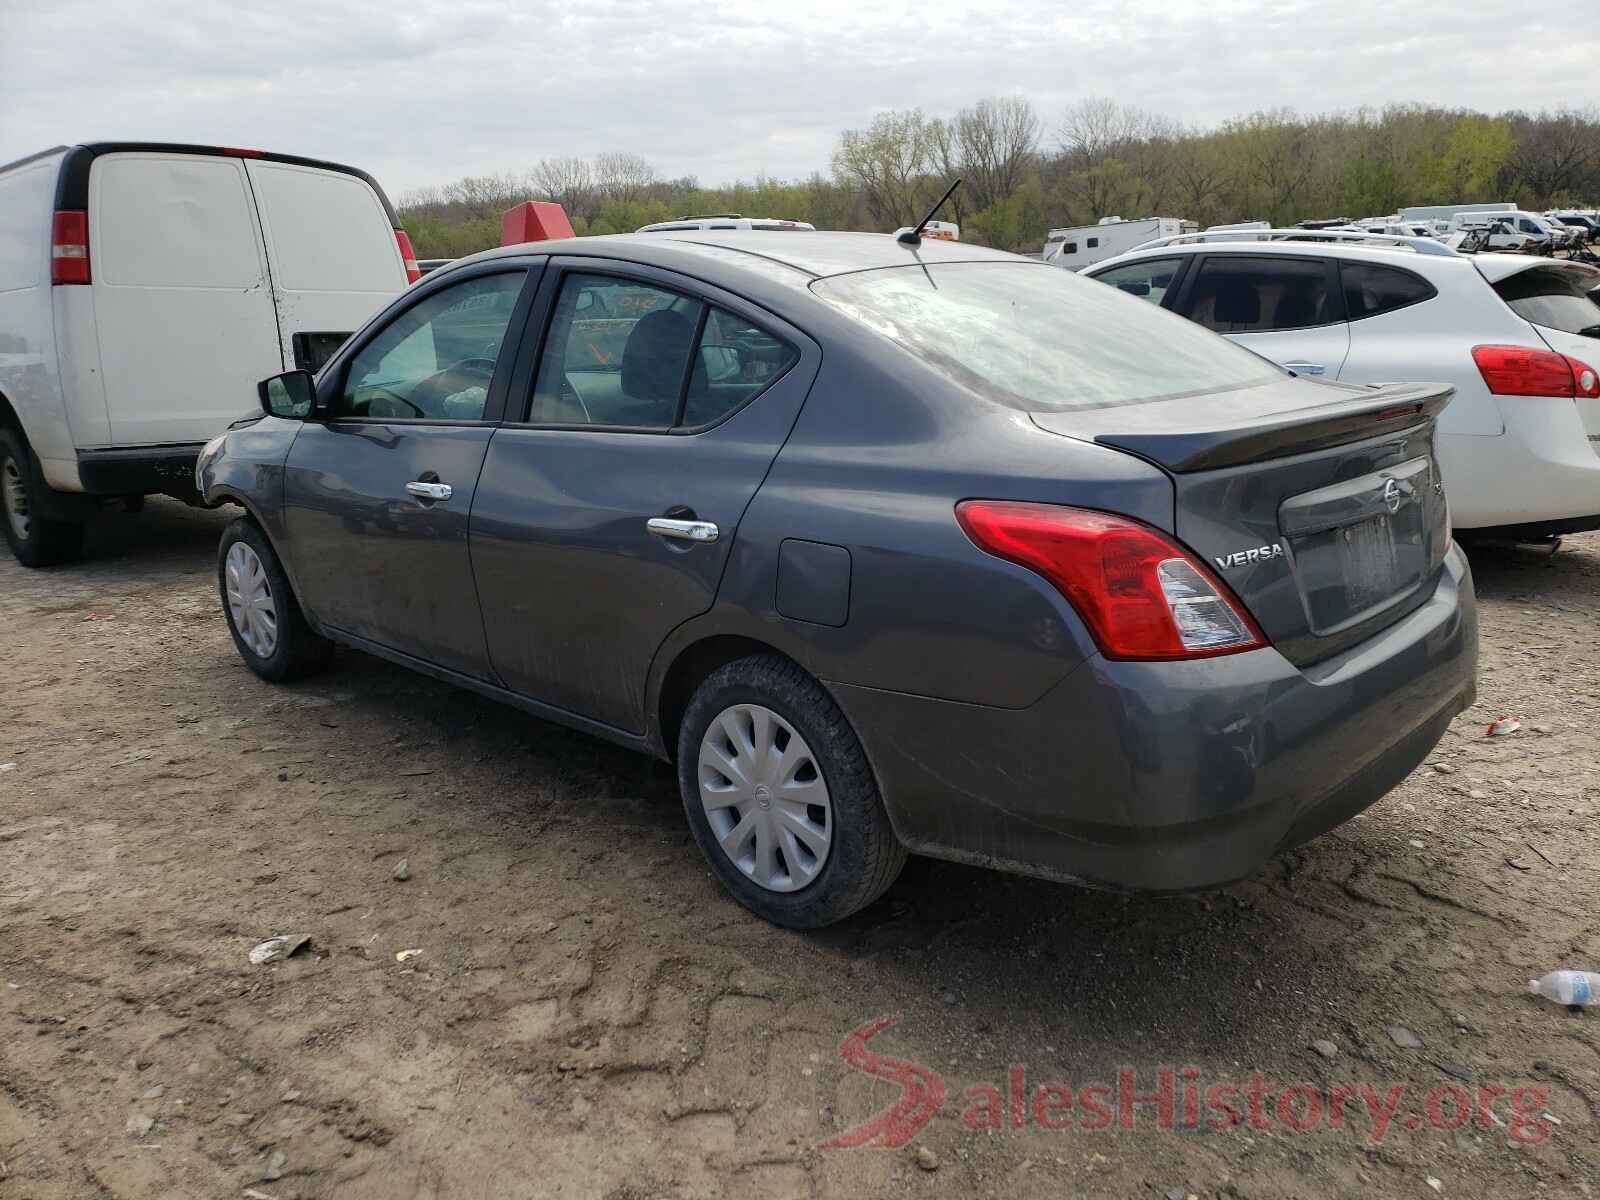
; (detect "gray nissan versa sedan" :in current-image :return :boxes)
[197,231,1479,929]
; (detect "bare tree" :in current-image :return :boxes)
[530,156,597,221]
[832,109,939,227]
[955,97,1040,210]
[594,151,657,203]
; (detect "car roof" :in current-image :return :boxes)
[451,230,1022,282]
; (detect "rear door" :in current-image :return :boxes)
[282,264,536,678]
[244,160,408,373]
[470,259,819,734]
[1175,254,1351,380]
[89,152,282,444]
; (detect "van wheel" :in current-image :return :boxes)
[0,429,84,568]
[217,517,332,682]
[677,655,906,929]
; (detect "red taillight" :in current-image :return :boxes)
[394,229,421,284]
[219,146,263,158]
[955,501,1266,661]
[1472,344,1598,398]
[51,210,90,285]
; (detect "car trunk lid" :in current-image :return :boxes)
[1031,376,1455,666]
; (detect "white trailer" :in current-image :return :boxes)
[1042,216,1192,271]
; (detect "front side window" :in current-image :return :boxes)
[1185,256,1335,333]
[1494,266,1600,337]
[1340,262,1436,321]
[530,273,796,428]
[335,272,525,420]
[811,262,1278,413]
[1090,257,1184,306]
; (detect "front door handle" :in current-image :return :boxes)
[406,481,453,501]
[647,517,719,543]
[1283,361,1327,376]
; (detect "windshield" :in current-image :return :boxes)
[1495,266,1600,337]
[810,262,1279,412]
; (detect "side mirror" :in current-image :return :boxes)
[258,370,316,420]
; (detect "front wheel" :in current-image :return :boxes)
[217,517,332,682]
[677,655,906,929]
[0,429,84,568]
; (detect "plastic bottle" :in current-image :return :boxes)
[1529,970,1600,1006]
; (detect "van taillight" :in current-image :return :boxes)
[955,501,1266,661]
[1472,344,1598,398]
[51,210,90,285]
[394,229,421,284]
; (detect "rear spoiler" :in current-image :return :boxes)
[1083,382,1454,474]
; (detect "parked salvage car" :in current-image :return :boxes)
[0,141,417,566]
[199,232,1478,929]
[1086,232,1600,538]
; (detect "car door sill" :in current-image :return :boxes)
[322,627,655,758]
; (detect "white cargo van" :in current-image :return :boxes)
[0,142,418,566]
[1041,216,1194,271]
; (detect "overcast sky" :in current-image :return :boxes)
[1,0,1592,199]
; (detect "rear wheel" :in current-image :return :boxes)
[677,655,905,928]
[0,429,84,568]
[217,517,332,682]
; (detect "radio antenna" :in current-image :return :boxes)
[898,179,962,245]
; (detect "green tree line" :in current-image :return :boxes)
[398,100,1600,259]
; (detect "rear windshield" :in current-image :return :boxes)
[1495,266,1600,337]
[811,262,1279,412]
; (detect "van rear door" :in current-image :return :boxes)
[243,160,407,373]
[89,152,282,444]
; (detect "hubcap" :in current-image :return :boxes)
[2,456,29,542]
[224,542,278,658]
[698,703,832,893]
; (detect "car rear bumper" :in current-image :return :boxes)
[831,545,1477,892]
[75,443,206,499]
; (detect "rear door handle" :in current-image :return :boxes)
[1283,362,1326,376]
[647,517,719,543]
[405,481,453,501]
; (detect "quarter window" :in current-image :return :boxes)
[1339,262,1436,321]
[1090,257,1184,306]
[1185,256,1335,333]
[335,272,525,421]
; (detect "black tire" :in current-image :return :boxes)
[217,516,332,682]
[677,654,906,929]
[0,428,85,568]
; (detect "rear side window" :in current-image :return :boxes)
[1183,256,1335,333]
[1339,262,1435,321]
[684,308,799,426]
[249,163,399,293]
[1494,266,1600,337]
[812,262,1279,413]
[91,155,262,289]
[530,273,795,428]
[1090,257,1183,306]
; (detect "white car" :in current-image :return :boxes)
[1085,231,1600,537]
[0,141,415,565]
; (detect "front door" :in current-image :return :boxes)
[282,266,532,678]
[470,262,819,733]
[1175,253,1351,380]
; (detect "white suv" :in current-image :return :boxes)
[1086,233,1600,537]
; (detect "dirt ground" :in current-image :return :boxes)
[2,500,1597,1200]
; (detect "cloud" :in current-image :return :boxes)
[0,0,1587,196]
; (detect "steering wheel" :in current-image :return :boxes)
[360,386,425,418]
[409,357,499,413]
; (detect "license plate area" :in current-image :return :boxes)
[1280,456,1439,636]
